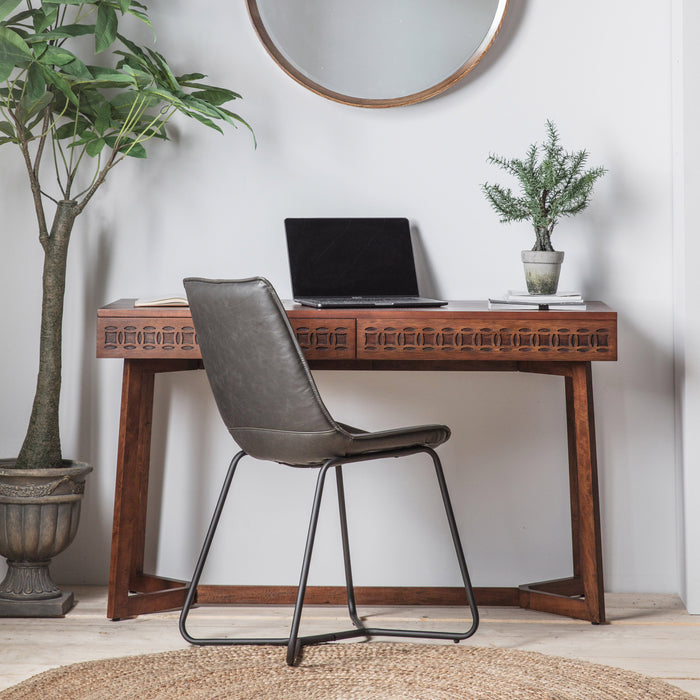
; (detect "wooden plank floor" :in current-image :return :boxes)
[1,588,698,696]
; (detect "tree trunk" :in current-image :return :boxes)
[533,226,555,252]
[15,201,79,470]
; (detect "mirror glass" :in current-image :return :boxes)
[247,0,508,107]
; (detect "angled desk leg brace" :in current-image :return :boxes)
[518,361,605,624]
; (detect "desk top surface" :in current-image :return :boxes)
[99,299,616,320]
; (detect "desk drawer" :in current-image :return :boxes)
[97,318,200,358]
[290,319,356,360]
[357,319,617,361]
[97,317,356,360]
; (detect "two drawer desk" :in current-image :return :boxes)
[97,300,617,623]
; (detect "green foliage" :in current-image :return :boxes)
[1,1,252,470]
[0,0,251,208]
[481,121,606,251]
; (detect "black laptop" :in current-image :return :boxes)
[285,217,447,308]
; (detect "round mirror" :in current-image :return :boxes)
[246,0,509,108]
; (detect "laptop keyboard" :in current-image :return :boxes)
[297,296,436,308]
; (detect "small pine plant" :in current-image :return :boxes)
[481,121,606,252]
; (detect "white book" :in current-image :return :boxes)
[505,290,584,303]
[134,294,188,307]
[488,298,587,311]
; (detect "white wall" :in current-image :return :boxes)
[676,0,700,613]
[0,1,684,598]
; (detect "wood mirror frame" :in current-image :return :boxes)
[246,0,509,108]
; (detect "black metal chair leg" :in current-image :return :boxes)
[427,446,480,640]
[286,461,333,665]
[179,446,478,660]
[335,465,366,631]
[180,451,246,644]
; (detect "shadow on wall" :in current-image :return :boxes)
[50,218,115,585]
[411,223,443,299]
[441,0,528,99]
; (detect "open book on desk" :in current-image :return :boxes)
[134,294,188,307]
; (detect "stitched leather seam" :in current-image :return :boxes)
[233,427,340,436]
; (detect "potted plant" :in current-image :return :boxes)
[481,120,606,295]
[0,0,251,616]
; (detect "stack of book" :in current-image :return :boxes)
[488,291,586,310]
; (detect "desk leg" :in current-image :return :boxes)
[518,361,605,624]
[107,359,195,620]
[568,362,605,622]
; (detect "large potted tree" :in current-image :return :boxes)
[482,120,606,295]
[0,0,250,615]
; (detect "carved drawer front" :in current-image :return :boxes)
[98,318,200,358]
[357,319,617,361]
[98,317,356,360]
[290,319,355,360]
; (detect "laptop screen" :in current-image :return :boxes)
[285,218,420,297]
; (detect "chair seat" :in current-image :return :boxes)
[231,422,451,467]
[338,422,451,456]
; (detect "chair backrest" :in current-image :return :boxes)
[184,277,342,464]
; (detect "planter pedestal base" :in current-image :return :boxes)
[0,590,74,617]
[0,460,91,617]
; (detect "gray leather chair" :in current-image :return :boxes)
[179,277,478,665]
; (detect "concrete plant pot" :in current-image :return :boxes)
[0,460,92,617]
[521,250,565,295]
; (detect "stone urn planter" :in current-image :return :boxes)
[521,250,565,295]
[0,460,92,617]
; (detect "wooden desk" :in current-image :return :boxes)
[97,300,617,623]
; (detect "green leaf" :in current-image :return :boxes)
[145,48,181,93]
[181,108,222,134]
[0,26,32,77]
[0,0,22,22]
[54,116,92,140]
[88,65,135,86]
[218,107,254,139]
[142,85,186,108]
[42,0,90,5]
[117,0,130,12]
[25,24,95,43]
[189,87,240,107]
[59,55,92,80]
[114,33,145,60]
[94,99,111,134]
[176,72,206,83]
[117,62,152,89]
[40,63,78,105]
[182,94,226,119]
[24,108,48,131]
[34,6,58,33]
[39,46,76,66]
[95,4,117,53]
[119,139,146,157]
[0,119,14,137]
[86,136,105,156]
[19,89,52,121]
[0,26,32,82]
[25,62,45,101]
[5,8,37,27]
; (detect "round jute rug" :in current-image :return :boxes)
[0,643,694,700]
